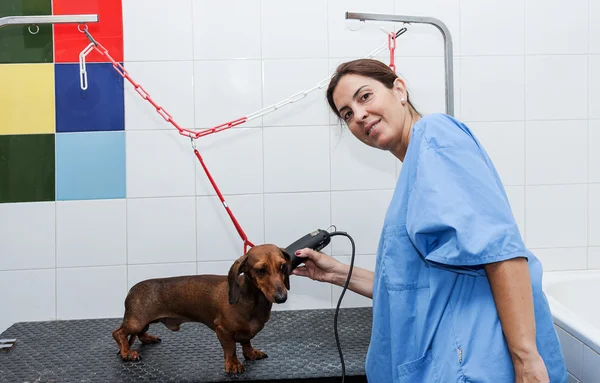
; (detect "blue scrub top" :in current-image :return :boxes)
[365,113,568,382]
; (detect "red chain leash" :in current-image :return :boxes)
[388,31,396,72]
[79,32,255,254]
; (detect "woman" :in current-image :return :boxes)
[292,59,567,383]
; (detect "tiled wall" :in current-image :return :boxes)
[555,324,600,382]
[0,0,598,333]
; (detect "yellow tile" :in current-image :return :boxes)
[0,63,55,135]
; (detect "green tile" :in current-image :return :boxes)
[0,134,55,203]
[0,0,54,64]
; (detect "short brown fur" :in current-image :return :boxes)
[111,244,292,374]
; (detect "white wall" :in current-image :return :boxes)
[0,0,598,334]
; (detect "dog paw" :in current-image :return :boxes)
[120,350,141,362]
[244,349,268,360]
[225,360,245,374]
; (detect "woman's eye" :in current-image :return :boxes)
[361,92,371,101]
[343,111,353,121]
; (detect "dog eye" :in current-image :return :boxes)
[255,268,266,276]
[280,264,287,272]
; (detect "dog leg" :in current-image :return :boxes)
[112,321,144,361]
[241,341,268,360]
[215,325,244,374]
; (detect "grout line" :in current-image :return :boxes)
[523,0,528,246]
[587,0,592,269]
[190,0,199,275]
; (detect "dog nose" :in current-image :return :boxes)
[274,291,287,304]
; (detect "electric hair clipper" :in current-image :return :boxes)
[285,229,331,270]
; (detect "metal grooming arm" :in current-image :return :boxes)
[0,14,98,29]
[345,11,455,117]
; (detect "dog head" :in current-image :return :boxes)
[228,244,292,305]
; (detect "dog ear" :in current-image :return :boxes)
[228,254,248,304]
[279,248,292,291]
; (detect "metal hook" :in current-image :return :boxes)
[190,134,196,150]
[28,24,39,35]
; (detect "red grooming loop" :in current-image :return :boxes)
[77,25,405,255]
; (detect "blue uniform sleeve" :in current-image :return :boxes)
[406,143,527,273]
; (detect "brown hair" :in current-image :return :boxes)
[326,58,420,120]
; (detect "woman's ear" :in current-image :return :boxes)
[393,77,408,100]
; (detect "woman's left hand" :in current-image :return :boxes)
[513,352,550,383]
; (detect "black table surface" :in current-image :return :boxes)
[0,306,372,383]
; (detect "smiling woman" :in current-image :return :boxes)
[326,59,421,161]
[291,58,570,383]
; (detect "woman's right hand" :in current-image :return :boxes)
[291,248,346,285]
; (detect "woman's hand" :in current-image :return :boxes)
[292,248,375,299]
[513,351,550,383]
[291,248,344,284]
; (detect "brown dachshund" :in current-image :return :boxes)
[111,244,292,374]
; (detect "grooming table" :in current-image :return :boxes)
[0,307,372,383]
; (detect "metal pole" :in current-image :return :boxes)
[0,14,99,29]
[345,12,454,117]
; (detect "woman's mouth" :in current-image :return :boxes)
[366,120,381,137]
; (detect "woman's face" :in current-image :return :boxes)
[332,73,410,157]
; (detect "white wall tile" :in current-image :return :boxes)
[332,254,376,308]
[396,56,447,115]
[56,199,126,268]
[589,247,600,269]
[263,126,330,193]
[590,184,600,246]
[127,197,196,265]
[526,120,588,185]
[330,125,398,191]
[525,0,588,54]
[590,121,600,183]
[197,194,264,262]
[197,261,232,276]
[533,247,587,271]
[123,0,193,61]
[525,55,588,121]
[194,60,263,129]
[261,0,328,59]
[327,0,395,58]
[262,59,329,126]
[582,346,600,382]
[555,325,584,380]
[0,202,55,271]
[126,130,196,198]
[469,122,525,186]
[590,56,600,119]
[505,186,526,239]
[526,185,587,248]
[124,61,194,131]
[264,192,331,251]
[195,128,263,195]
[592,0,600,53]
[56,266,127,320]
[461,56,525,122]
[392,0,461,57]
[127,262,197,290]
[0,269,55,333]
[192,0,261,60]
[331,190,393,255]
[461,0,524,56]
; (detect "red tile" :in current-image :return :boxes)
[53,0,123,63]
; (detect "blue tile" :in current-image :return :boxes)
[55,62,125,133]
[56,131,126,201]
